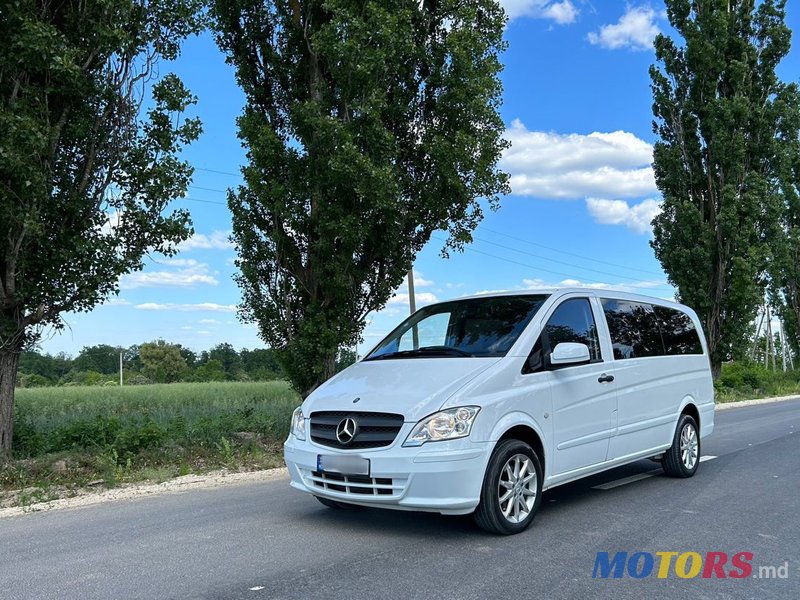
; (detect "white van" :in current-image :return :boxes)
[283,288,715,534]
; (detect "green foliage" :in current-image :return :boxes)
[11,381,299,459]
[212,0,509,397]
[60,370,112,387]
[18,351,71,381]
[715,361,800,401]
[16,373,51,388]
[139,340,189,383]
[193,359,228,382]
[16,343,287,387]
[649,0,799,376]
[336,348,357,372]
[72,345,121,375]
[0,0,205,452]
[207,343,241,379]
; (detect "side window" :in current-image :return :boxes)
[601,299,664,359]
[654,306,703,355]
[524,298,601,373]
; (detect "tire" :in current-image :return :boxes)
[315,496,360,510]
[662,414,700,478]
[474,439,543,535]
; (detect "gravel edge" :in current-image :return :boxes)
[715,394,800,410]
[0,467,288,520]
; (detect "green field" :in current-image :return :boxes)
[2,382,299,506]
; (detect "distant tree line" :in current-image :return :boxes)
[16,342,358,388]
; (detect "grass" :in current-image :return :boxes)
[1,382,299,508]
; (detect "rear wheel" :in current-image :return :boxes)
[662,414,700,478]
[474,439,543,535]
[315,496,360,510]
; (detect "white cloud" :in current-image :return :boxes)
[121,259,218,289]
[412,275,435,288]
[135,303,237,313]
[585,197,662,234]
[156,258,202,268]
[105,297,130,306]
[177,230,234,251]
[502,0,578,24]
[501,119,656,199]
[396,273,435,293]
[387,292,438,307]
[588,6,660,51]
[522,277,668,293]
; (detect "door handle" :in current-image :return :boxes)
[598,374,614,383]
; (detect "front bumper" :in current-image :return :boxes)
[284,427,492,515]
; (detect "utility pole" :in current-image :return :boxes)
[119,350,124,386]
[407,268,419,350]
[751,306,765,361]
[779,318,787,372]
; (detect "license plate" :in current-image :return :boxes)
[316,454,370,476]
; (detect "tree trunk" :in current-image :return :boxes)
[301,352,338,400]
[0,347,21,457]
[710,359,722,381]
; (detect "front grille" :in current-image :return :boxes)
[310,411,404,449]
[310,471,396,496]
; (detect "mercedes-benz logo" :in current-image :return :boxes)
[336,417,358,445]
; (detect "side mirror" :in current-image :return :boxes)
[550,342,591,367]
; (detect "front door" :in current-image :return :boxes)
[540,297,617,476]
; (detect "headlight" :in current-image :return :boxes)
[290,407,306,440]
[403,406,480,447]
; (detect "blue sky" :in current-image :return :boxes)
[41,1,800,357]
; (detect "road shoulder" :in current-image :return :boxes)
[0,467,288,520]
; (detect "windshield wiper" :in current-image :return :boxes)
[365,346,475,361]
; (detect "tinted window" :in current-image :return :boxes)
[544,298,601,361]
[601,299,664,359]
[367,295,549,360]
[654,306,703,355]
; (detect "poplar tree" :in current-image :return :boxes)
[213,0,509,396]
[650,0,798,377]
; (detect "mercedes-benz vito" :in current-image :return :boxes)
[283,288,715,534]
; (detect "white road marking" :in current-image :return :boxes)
[593,456,717,491]
[249,587,265,591]
[593,471,660,491]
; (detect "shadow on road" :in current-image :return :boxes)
[297,459,670,537]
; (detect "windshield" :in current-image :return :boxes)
[365,295,549,360]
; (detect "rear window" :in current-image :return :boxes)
[600,299,704,358]
[654,306,704,355]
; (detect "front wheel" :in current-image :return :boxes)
[474,439,543,535]
[662,414,700,478]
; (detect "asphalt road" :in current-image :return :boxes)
[1,400,798,600]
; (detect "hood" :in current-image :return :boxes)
[303,357,500,422]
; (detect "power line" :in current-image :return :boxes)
[471,235,667,284]
[189,184,230,194]
[195,167,242,178]
[432,235,675,294]
[478,225,664,277]
[181,196,228,206]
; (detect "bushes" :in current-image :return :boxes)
[11,382,299,461]
[715,361,800,402]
